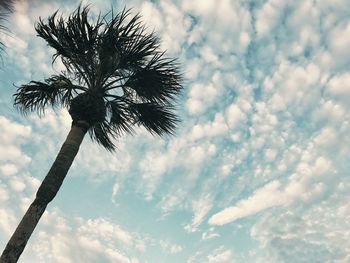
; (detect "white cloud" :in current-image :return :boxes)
[182,0,251,51]
[328,21,350,68]
[184,58,202,80]
[181,0,216,17]
[209,155,334,225]
[0,184,9,203]
[13,0,35,35]
[138,0,188,54]
[185,194,213,232]
[190,113,228,140]
[186,98,205,115]
[140,2,163,31]
[0,207,16,236]
[159,239,183,254]
[202,228,220,241]
[312,100,346,123]
[111,183,120,204]
[186,83,219,115]
[0,116,32,175]
[256,0,290,38]
[9,177,26,192]
[313,127,337,150]
[0,116,31,140]
[206,247,233,263]
[159,1,188,53]
[78,218,133,247]
[263,62,321,114]
[139,152,169,200]
[0,163,18,176]
[18,211,143,263]
[251,191,350,262]
[209,180,286,225]
[326,73,350,104]
[225,104,245,129]
[265,148,278,162]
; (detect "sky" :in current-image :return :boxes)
[0,0,350,262]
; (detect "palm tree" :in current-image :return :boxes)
[0,4,183,262]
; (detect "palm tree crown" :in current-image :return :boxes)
[14,5,183,150]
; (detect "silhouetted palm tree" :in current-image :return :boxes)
[0,5,182,262]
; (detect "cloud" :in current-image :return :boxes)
[209,156,334,225]
[328,21,350,69]
[159,239,183,254]
[138,0,188,55]
[0,116,32,175]
[209,181,285,225]
[186,83,220,115]
[201,228,220,241]
[189,113,228,141]
[326,73,350,104]
[250,190,350,263]
[225,104,245,129]
[78,218,133,247]
[185,194,213,232]
[139,151,169,200]
[12,0,35,35]
[0,207,16,236]
[17,210,143,263]
[206,247,233,263]
[9,176,26,192]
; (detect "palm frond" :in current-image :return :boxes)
[124,53,183,103]
[87,99,134,151]
[89,120,115,151]
[112,10,160,69]
[130,102,179,135]
[35,4,102,87]
[106,99,134,135]
[0,0,13,54]
[14,75,80,115]
[96,8,159,86]
[0,0,14,11]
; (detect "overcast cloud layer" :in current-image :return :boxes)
[1,0,350,262]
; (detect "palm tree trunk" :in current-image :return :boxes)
[0,121,89,263]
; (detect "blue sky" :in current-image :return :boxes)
[1,0,350,262]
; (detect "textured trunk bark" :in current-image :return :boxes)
[0,121,88,263]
